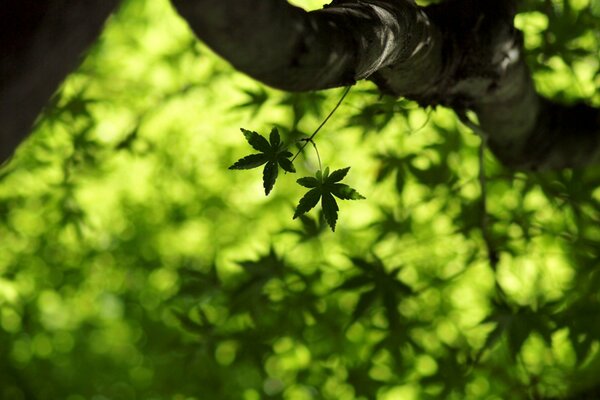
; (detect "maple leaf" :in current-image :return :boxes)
[294,167,365,231]
[229,128,296,195]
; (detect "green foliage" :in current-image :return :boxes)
[0,0,600,400]
[294,167,365,231]
[339,256,413,327]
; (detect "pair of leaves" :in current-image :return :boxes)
[294,167,365,232]
[230,128,365,231]
[229,128,295,195]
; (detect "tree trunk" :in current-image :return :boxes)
[0,0,120,165]
[172,0,600,170]
[1,0,599,170]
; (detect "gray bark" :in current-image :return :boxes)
[172,0,600,170]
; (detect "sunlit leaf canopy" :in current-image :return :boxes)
[1,0,600,399]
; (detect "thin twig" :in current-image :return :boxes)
[310,140,322,171]
[291,86,352,162]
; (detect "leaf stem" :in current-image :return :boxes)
[310,140,322,171]
[291,85,352,162]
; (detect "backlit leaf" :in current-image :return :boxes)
[294,166,364,231]
[230,128,295,195]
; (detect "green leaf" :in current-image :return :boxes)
[283,211,326,242]
[506,321,531,359]
[229,154,268,170]
[331,183,365,200]
[293,188,321,218]
[329,167,350,183]
[351,289,378,324]
[263,161,278,195]
[232,87,269,116]
[230,128,296,195]
[316,168,328,182]
[350,257,377,272]
[241,128,270,153]
[321,192,339,231]
[297,177,319,188]
[294,166,364,231]
[278,157,296,173]
[269,127,281,148]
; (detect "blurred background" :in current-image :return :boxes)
[0,0,599,399]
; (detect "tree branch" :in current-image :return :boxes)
[170,0,441,92]
[0,0,120,164]
[1,0,599,170]
[173,0,600,170]
[423,0,600,169]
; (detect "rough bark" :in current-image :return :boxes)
[422,0,600,170]
[172,0,600,170]
[0,0,120,165]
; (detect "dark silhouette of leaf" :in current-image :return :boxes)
[347,364,382,398]
[339,256,413,327]
[345,95,411,137]
[269,128,280,147]
[351,289,378,324]
[279,92,327,128]
[328,166,350,182]
[233,86,269,116]
[280,211,326,242]
[407,158,454,187]
[176,262,221,297]
[557,298,600,364]
[277,156,295,173]
[369,207,411,242]
[330,184,364,200]
[242,128,270,152]
[374,152,411,193]
[477,303,554,361]
[230,247,288,313]
[297,177,319,188]
[229,153,268,169]
[229,127,295,195]
[294,167,364,231]
[321,192,339,231]
[420,350,470,397]
[293,188,321,219]
[263,161,278,195]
